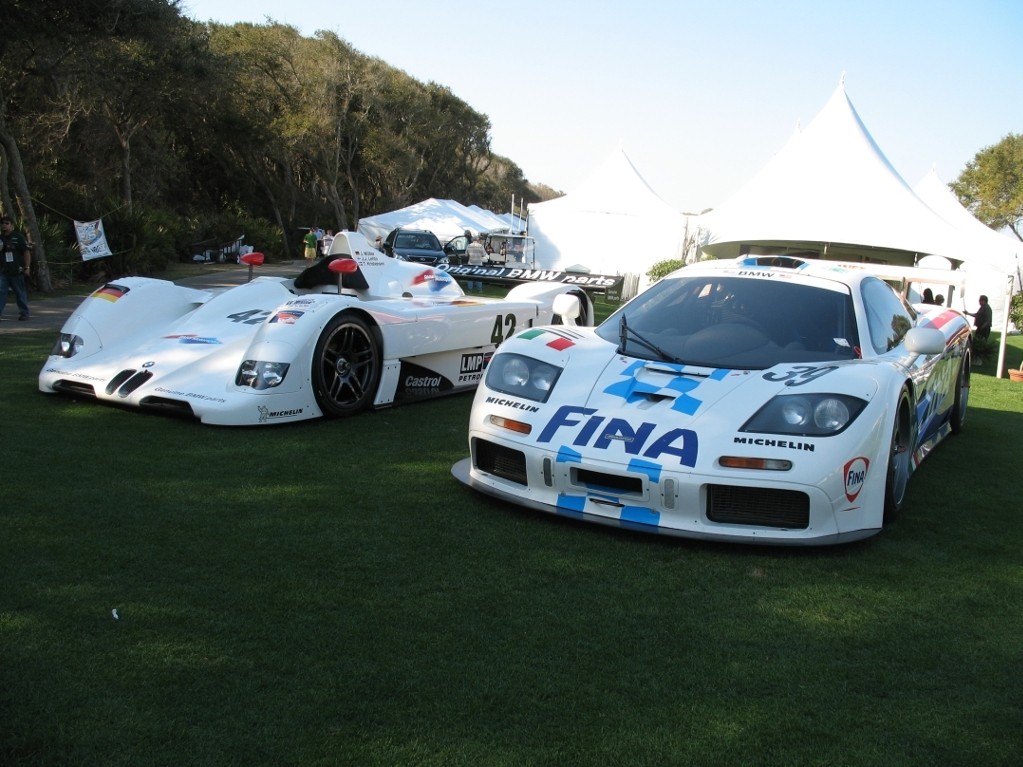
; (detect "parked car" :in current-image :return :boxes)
[382,228,448,266]
[453,255,972,546]
[39,231,594,426]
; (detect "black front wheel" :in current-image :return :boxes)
[312,313,382,417]
[950,355,970,435]
[883,391,913,525]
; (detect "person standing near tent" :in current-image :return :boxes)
[466,234,487,292]
[966,295,993,363]
[303,229,318,262]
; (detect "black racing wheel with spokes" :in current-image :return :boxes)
[311,313,382,417]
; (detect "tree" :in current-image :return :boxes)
[951,133,1023,242]
[0,0,195,290]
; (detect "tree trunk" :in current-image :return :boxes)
[0,99,52,292]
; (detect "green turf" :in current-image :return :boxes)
[2,331,1022,766]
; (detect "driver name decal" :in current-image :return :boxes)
[537,405,698,466]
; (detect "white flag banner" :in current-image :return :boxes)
[75,218,113,261]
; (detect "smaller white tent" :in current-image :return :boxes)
[527,147,688,280]
[358,198,508,244]
[913,168,1021,373]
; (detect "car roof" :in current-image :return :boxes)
[391,228,437,236]
[687,255,967,292]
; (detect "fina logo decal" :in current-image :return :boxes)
[844,456,869,502]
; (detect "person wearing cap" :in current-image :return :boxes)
[0,215,31,321]
[465,234,487,292]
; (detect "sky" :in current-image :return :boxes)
[182,0,1021,215]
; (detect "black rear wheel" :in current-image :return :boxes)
[311,313,381,417]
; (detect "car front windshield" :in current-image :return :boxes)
[396,233,441,250]
[595,273,860,369]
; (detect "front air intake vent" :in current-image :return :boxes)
[52,380,97,398]
[571,468,643,496]
[139,397,197,419]
[473,438,527,486]
[116,370,153,397]
[707,485,809,529]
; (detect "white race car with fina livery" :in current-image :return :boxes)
[39,231,593,426]
[452,256,972,546]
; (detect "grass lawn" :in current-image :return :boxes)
[2,330,1022,766]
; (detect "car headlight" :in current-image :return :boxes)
[52,333,84,358]
[236,360,291,390]
[742,393,866,436]
[485,353,562,403]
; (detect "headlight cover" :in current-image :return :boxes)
[52,333,84,358]
[485,353,562,403]
[742,393,867,437]
[236,360,291,390]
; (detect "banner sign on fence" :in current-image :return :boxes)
[74,218,113,261]
[440,263,625,292]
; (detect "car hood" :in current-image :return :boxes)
[396,247,444,259]
[498,327,883,441]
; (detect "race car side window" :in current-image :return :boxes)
[861,277,914,354]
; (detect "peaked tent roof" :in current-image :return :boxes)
[357,198,508,244]
[912,168,1018,275]
[528,146,687,275]
[699,82,976,264]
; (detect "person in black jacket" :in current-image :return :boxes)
[966,294,993,364]
[0,216,31,321]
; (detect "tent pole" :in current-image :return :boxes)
[995,270,1015,378]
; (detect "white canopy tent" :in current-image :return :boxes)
[697,80,979,266]
[527,146,689,286]
[697,78,1020,376]
[357,198,509,244]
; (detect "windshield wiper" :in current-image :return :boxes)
[618,314,682,364]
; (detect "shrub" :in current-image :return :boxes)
[1009,291,1023,332]
[646,258,685,282]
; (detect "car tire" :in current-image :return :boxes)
[311,313,382,417]
[883,390,913,525]
[950,355,969,435]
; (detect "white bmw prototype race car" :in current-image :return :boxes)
[452,256,973,545]
[39,231,593,426]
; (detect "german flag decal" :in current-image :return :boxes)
[92,284,130,303]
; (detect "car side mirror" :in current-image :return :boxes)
[903,327,946,357]
[553,293,583,325]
